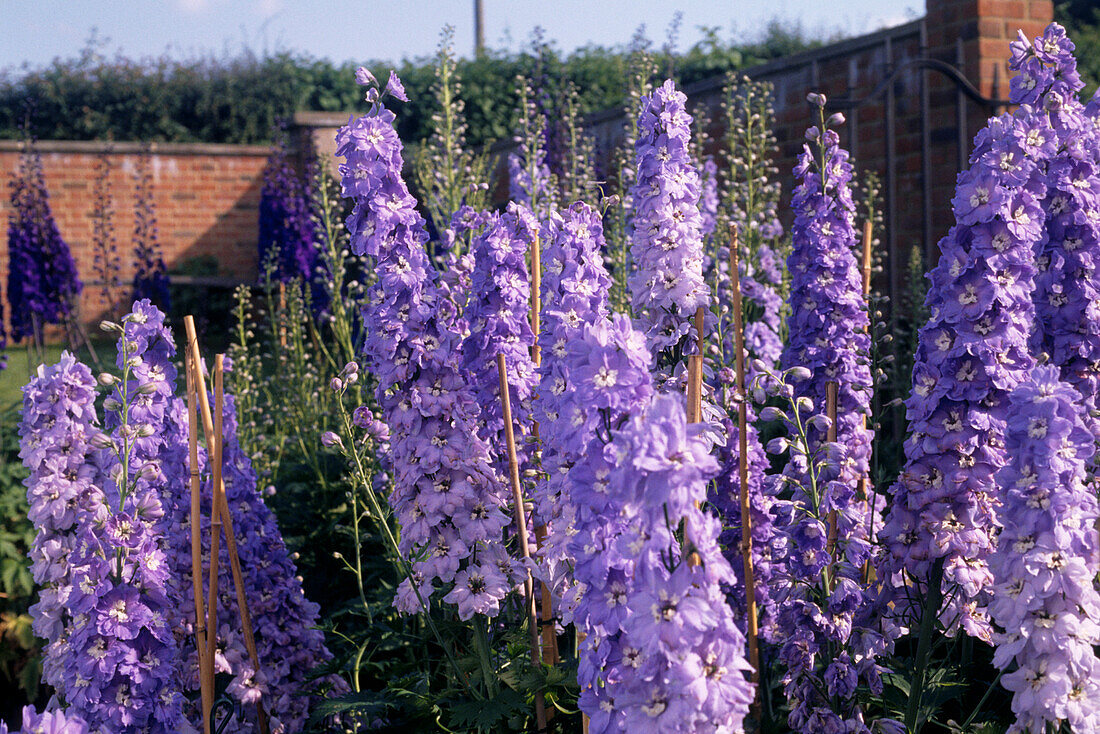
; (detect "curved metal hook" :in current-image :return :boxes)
[825,57,1010,110]
[213,694,241,734]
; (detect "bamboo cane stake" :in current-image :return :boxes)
[528,234,559,668]
[861,219,876,584]
[183,317,270,734]
[187,359,212,734]
[728,227,761,689]
[497,354,548,732]
[204,356,224,717]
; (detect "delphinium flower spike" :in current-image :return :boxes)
[462,203,539,474]
[532,202,613,605]
[770,98,883,733]
[258,124,320,286]
[131,150,170,311]
[877,26,1068,645]
[337,71,515,618]
[628,79,710,363]
[989,365,1100,733]
[1025,25,1100,444]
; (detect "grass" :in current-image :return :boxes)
[0,341,110,410]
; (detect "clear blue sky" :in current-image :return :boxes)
[2,0,922,74]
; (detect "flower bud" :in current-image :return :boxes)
[330,377,344,392]
[321,431,344,450]
[99,320,122,333]
[787,366,812,382]
[806,92,827,107]
[89,431,115,449]
[759,406,785,422]
[766,437,789,454]
[827,112,846,127]
[98,372,118,386]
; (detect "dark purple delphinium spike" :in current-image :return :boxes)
[7,138,82,342]
[988,365,1100,733]
[771,100,880,733]
[1026,27,1100,444]
[258,125,319,287]
[877,25,1070,644]
[337,73,516,618]
[131,152,171,312]
[629,79,710,359]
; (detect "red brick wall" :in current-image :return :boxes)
[0,140,270,331]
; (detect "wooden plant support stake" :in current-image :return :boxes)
[497,354,548,733]
[183,318,271,734]
[825,380,840,559]
[528,233,560,668]
[728,228,761,689]
[187,359,212,734]
[204,355,225,718]
[860,219,876,583]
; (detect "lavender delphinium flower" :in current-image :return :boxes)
[0,706,89,734]
[532,202,613,601]
[877,28,1067,643]
[462,202,538,471]
[20,352,105,700]
[628,79,710,360]
[131,151,171,311]
[1026,26,1100,443]
[989,365,1100,733]
[337,72,515,617]
[7,135,82,342]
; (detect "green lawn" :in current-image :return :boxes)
[0,342,108,410]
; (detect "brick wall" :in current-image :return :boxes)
[0,140,270,330]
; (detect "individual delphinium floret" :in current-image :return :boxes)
[628,79,710,361]
[7,134,82,343]
[131,150,171,311]
[462,202,539,472]
[770,98,883,732]
[0,706,89,733]
[876,27,1066,645]
[412,25,490,252]
[988,365,1100,733]
[1025,25,1100,444]
[532,202,613,605]
[584,392,756,733]
[337,71,515,618]
[258,123,320,286]
[52,310,187,732]
[20,352,106,702]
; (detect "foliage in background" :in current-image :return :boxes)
[0,22,833,150]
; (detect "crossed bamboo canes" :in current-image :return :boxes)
[184,316,269,734]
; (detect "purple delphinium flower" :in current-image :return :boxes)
[699,157,719,240]
[1026,27,1100,444]
[708,401,781,643]
[337,72,515,617]
[119,300,339,732]
[20,352,106,698]
[0,706,90,733]
[532,202,613,600]
[770,101,882,732]
[462,202,538,472]
[877,27,1069,644]
[258,125,320,287]
[131,151,171,311]
[7,137,82,342]
[628,79,710,358]
[575,390,756,732]
[989,365,1100,733]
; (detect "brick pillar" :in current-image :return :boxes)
[291,111,355,177]
[925,0,1053,102]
